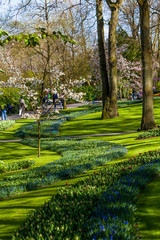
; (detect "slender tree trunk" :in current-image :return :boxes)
[158,15,160,81]
[96,0,110,119]
[63,100,67,109]
[108,6,119,117]
[138,0,156,130]
[105,0,124,117]
[45,0,52,95]
[38,120,41,158]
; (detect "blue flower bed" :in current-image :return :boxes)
[15,106,102,138]
[12,152,160,240]
[0,139,127,199]
[85,163,158,240]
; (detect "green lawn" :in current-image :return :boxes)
[59,99,160,239]
[136,175,160,240]
[1,101,160,239]
[59,101,160,136]
[0,119,34,140]
[0,119,63,239]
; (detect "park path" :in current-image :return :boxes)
[0,101,137,142]
[0,131,137,142]
[6,101,95,121]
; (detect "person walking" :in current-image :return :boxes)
[129,89,132,100]
[132,89,135,100]
[0,104,7,120]
[19,96,25,116]
[53,92,58,109]
[42,95,48,109]
[7,104,13,116]
[60,98,64,109]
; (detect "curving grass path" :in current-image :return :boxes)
[59,99,160,239]
[136,175,160,239]
[59,100,160,136]
[0,119,34,140]
[0,119,62,239]
[0,114,127,239]
[1,101,160,239]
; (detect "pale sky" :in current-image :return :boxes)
[0,0,109,38]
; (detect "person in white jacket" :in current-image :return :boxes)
[19,96,25,116]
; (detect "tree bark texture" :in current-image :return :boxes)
[138,0,156,130]
[105,0,124,118]
[63,100,67,109]
[96,0,111,119]
[38,120,41,158]
[108,5,119,117]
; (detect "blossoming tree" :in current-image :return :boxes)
[0,29,85,157]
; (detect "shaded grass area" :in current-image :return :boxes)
[0,165,101,240]
[60,101,160,136]
[0,119,34,140]
[59,103,142,136]
[136,175,160,239]
[0,144,61,239]
[1,132,160,239]
[0,141,61,180]
[80,133,160,162]
[1,102,160,239]
[0,181,61,240]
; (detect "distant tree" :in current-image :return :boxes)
[116,27,141,62]
[119,0,140,40]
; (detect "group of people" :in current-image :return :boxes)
[42,92,64,109]
[0,92,64,120]
[0,104,14,120]
[0,104,8,120]
[129,89,136,100]
[0,96,25,121]
[129,89,143,101]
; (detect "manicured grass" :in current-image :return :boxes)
[136,175,160,239]
[87,133,160,161]
[0,141,61,180]
[59,100,160,136]
[0,180,63,240]
[0,119,34,140]
[1,102,160,239]
[0,141,61,239]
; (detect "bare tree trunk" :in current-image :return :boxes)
[108,5,119,117]
[120,0,140,40]
[158,15,160,81]
[96,0,110,119]
[38,120,41,158]
[138,0,156,130]
[45,0,52,95]
[63,100,67,109]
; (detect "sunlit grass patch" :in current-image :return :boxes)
[60,99,160,136]
[0,138,127,199]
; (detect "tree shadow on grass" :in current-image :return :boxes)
[0,142,38,162]
[0,176,85,239]
[136,175,160,239]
